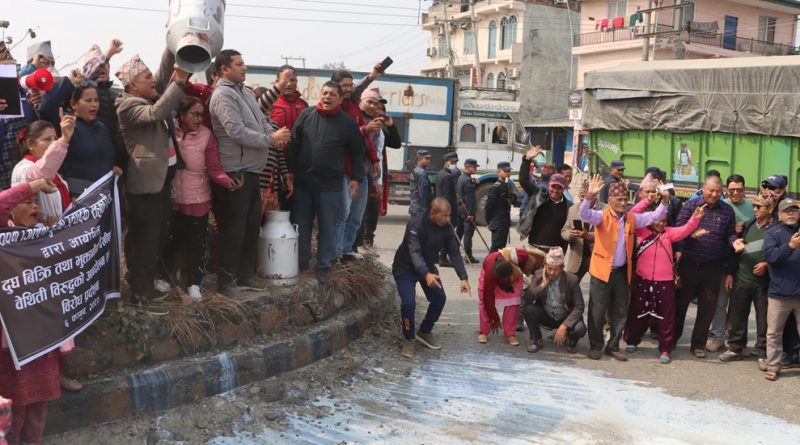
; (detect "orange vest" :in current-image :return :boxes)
[588,208,636,283]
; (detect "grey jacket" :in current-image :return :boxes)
[116,49,185,195]
[210,79,275,173]
[523,269,585,328]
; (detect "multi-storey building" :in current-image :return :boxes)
[574,0,800,87]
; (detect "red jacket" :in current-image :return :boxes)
[342,99,379,176]
[270,92,308,132]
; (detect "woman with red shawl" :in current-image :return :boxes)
[478,246,545,346]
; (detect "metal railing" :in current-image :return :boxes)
[683,31,798,56]
[575,24,799,56]
[575,24,675,47]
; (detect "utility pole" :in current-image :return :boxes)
[441,1,456,79]
[642,0,653,61]
[470,1,481,87]
[640,1,694,61]
[281,55,306,68]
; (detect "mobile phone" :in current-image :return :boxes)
[230,167,247,180]
[573,219,583,230]
[657,183,674,191]
[377,56,394,73]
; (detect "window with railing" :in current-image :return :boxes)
[486,72,495,88]
[497,72,507,89]
[438,37,448,59]
[464,30,475,54]
[758,16,777,44]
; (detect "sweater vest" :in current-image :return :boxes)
[589,208,635,283]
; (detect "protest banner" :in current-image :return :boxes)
[0,172,121,369]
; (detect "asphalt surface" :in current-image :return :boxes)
[213,204,800,444]
[52,204,800,444]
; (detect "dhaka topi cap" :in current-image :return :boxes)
[115,53,149,86]
[545,246,565,267]
[608,181,629,199]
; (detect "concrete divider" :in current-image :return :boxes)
[46,275,393,436]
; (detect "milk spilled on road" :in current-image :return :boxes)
[211,352,799,444]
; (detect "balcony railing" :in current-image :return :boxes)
[574,24,676,47]
[683,31,799,56]
[575,24,799,56]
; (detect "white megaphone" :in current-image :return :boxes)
[165,0,225,73]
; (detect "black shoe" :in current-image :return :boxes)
[439,257,454,268]
[317,268,331,284]
[218,283,242,299]
[466,255,481,264]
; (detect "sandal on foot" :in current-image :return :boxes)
[692,349,706,359]
[659,354,671,364]
[764,370,779,381]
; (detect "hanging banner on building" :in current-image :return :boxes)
[0,172,121,369]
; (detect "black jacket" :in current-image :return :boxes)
[485,179,511,230]
[288,107,366,191]
[456,172,477,218]
[392,213,468,280]
[436,168,459,214]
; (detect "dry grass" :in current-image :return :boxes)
[328,257,384,304]
[163,302,215,350]
[160,289,253,351]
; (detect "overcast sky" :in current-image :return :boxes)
[3,0,431,76]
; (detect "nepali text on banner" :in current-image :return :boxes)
[0,172,121,369]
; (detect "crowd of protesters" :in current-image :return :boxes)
[399,143,800,385]
[3,36,800,444]
[0,38,402,444]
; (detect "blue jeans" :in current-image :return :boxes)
[342,175,369,255]
[293,185,343,271]
[393,270,447,339]
[334,176,349,259]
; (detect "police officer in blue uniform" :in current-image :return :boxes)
[436,152,461,266]
[409,149,432,216]
[485,161,513,252]
[456,158,480,263]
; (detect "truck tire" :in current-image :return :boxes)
[475,182,493,227]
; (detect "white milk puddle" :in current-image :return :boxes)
[211,353,799,444]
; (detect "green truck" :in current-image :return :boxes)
[589,130,799,198]
[580,56,800,198]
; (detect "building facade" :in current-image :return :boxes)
[574,0,800,87]
[421,0,580,162]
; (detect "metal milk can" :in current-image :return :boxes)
[166,0,226,72]
[257,211,299,286]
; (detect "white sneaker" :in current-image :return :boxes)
[154,279,171,293]
[344,251,364,260]
[188,285,203,301]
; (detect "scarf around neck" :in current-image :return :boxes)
[315,102,341,117]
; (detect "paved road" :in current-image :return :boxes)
[54,204,800,444]
[213,204,800,444]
